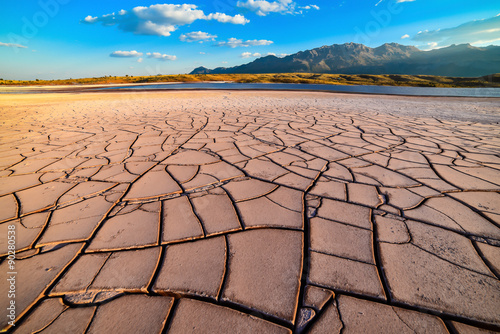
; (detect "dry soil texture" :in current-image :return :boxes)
[0,91,499,333]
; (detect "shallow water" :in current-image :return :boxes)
[97,82,500,98]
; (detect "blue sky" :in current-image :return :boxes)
[1,0,499,80]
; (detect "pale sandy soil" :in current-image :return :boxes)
[0,82,173,91]
[2,89,499,122]
[0,91,499,333]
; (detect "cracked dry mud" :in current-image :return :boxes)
[0,90,499,333]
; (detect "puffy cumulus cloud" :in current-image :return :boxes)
[237,0,318,16]
[237,0,293,16]
[216,38,273,48]
[83,4,249,37]
[401,34,410,39]
[147,52,177,61]
[412,14,500,48]
[266,52,289,57]
[180,31,217,42]
[110,50,143,57]
[241,51,289,58]
[0,42,28,48]
[206,12,248,24]
[422,42,439,50]
[299,5,320,10]
[110,50,176,61]
[240,52,262,58]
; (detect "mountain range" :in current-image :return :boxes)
[190,43,500,77]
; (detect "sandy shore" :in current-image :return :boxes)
[0,90,499,333]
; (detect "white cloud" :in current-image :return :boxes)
[82,4,249,37]
[238,0,292,16]
[401,34,410,39]
[413,14,500,48]
[137,58,143,63]
[0,42,28,48]
[396,0,415,2]
[199,52,206,54]
[147,52,177,61]
[83,15,98,23]
[110,50,143,57]
[241,52,262,58]
[241,51,288,58]
[216,38,273,48]
[299,5,320,10]
[237,0,318,16]
[180,31,217,42]
[206,12,248,24]
[266,52,289,57]
[426,42,439,50]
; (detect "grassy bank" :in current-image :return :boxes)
[1,73,499,88]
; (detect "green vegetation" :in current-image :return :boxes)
[1,73,499,88]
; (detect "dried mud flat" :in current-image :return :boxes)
[0,90,499,333]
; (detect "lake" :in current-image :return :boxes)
[96,82,500,98]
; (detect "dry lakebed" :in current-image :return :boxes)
[0,89,499,333]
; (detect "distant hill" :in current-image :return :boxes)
[190,43,500,77]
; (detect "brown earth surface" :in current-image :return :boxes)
[0,90,499,333]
